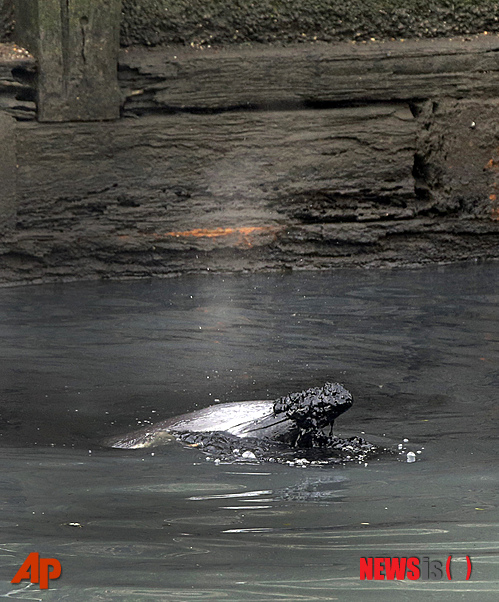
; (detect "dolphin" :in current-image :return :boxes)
[105,382,353,450]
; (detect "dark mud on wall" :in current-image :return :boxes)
[120,0,499,47]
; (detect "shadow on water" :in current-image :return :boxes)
[0,263,498,600]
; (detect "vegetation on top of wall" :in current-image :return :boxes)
[2,1,499,48]
[120,0,499,47]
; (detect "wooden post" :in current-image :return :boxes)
[0,112,16,232]
[14,0,121,121]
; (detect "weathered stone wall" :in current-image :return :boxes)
[1,36,498,284]
[119,0,499,47]
[1,4,499,284]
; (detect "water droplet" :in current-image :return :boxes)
[407,452,416,463]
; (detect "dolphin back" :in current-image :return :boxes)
[105,400,276,449]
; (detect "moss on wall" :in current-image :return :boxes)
[120,0,499,47]
[4,1,499,48]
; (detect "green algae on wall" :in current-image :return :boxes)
[120,0,499,47]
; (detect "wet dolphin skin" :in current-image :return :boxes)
[105,382,353,450]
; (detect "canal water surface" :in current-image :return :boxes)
[0,263,497,600]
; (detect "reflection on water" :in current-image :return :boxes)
[0,263,498,600]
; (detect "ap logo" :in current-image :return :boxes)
[11,553,62,590]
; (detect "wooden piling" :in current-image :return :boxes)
[14,0,121,121]
[0,111,16,232]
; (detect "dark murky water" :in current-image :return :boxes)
[0,263,498,600]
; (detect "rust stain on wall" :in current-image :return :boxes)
[160,226,274,239]
[119,226,281,248]
[160,226,281,247]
